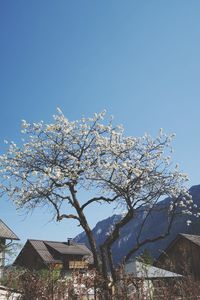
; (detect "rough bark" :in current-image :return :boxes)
[69,185,102,272]
[100,207,134,282]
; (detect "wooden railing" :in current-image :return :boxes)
[69,260,88,269]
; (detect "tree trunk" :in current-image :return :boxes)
[100,246,109,281]
[107,246,117,282]
[69,185,102,272]
[100,208,134,282]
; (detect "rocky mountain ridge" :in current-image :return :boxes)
[75,185,200,264]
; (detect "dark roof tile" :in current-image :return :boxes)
[29,240,56,263]
[28,239,92,264]
[45,241,91,256]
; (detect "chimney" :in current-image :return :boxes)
[68,238,73,246]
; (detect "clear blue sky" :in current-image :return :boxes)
[0,1,200,246]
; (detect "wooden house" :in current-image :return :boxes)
[14,238,93,274]
[155,233,200,280]
[0,219,19,279]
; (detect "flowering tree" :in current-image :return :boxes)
[0,109,192,283]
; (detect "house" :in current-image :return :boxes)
[155,233,200,280]
[0,219,19,279]
[14,238,93,275]
[125,260,182,279]
[124,260,182,299]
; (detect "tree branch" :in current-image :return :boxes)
[125,201,177,261]
[57,213,80,222]
[81,195,119,210]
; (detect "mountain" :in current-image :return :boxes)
[75,185,200,264]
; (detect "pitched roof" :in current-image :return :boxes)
[28,239,92,264]
[179,233,200,247]
[45,241,90,255]
[29,240,60,264]
[156,233,200,262]
[0,219,19,240]
[125,260,182,278]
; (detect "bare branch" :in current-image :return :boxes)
[125,201,178,261]
[57,213,80,222]
[81,195,119,210]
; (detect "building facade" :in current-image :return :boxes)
[14,238,93,274]
[155,233,200,280]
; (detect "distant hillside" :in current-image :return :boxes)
[75,185,200,264]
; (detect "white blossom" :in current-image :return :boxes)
[0,109,194,222]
